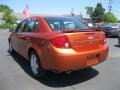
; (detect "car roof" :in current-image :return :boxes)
[29,15,79,20]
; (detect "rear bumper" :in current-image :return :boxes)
[41,45,109,72]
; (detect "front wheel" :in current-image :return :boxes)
[30,51,46,77]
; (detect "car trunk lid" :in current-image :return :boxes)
[64,29,106,52]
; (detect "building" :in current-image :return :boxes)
[13,13,45,21]
[0,12,93,27]
[0,12,43,24]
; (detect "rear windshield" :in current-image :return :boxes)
[44,17,88,31]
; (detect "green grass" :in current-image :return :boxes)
[0,23,16,29]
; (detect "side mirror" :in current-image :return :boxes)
[9,28,15,32]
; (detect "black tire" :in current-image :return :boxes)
[30,51,46,77]
[9,40,14,54]
[106,34,110,38]
[118,32,120,45]
[117,32,120,37]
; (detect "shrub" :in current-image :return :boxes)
[0,23,16,29]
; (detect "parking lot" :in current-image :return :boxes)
[0,29,120,90]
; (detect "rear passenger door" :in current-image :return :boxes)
[19,19,39,58]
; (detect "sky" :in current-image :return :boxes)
[0,0,120,19]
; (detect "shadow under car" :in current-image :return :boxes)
[9,51,99,87]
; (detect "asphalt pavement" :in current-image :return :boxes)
[0,29,120,90]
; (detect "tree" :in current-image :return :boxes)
[0,4,16,24]
[103,12,117,23]
[3,11,16,24]
[0,5,10,12]
[85,7,94,17]
[92,3,105,23]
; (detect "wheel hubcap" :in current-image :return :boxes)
[30,54,39,75]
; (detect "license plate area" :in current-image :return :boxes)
[87,54,99,60]
[87,54,100,65]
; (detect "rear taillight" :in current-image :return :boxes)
[104,39,106,43]
[103,33,106,44]
[50,35,71,48]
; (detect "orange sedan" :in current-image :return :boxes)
[9,16,109,77]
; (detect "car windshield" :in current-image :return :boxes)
[44,17,88,31]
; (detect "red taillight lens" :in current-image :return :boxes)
[103,33,106,44]
[104,39,106,43]
[50,35,71,48]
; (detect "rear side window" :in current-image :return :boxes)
[15,20,27,33]
[15,19,39,33]
[25,20,39,32]
[45,17,88,31]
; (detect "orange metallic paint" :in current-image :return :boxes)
[9,16,109,72]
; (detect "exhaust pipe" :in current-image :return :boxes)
[66,71,72,74]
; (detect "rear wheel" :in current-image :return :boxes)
[30,51,46,77]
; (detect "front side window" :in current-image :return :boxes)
[45,17,88,31]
